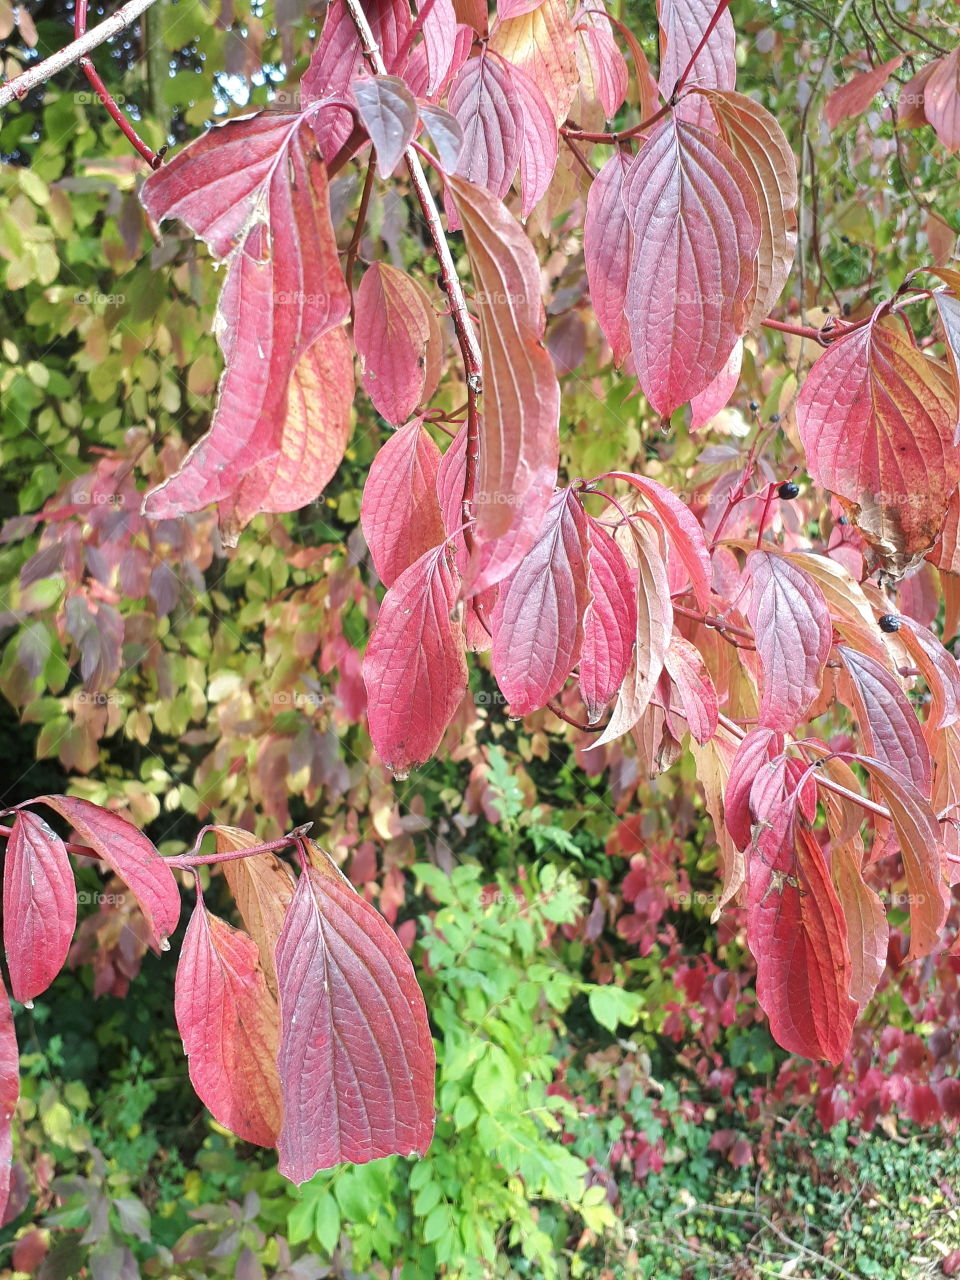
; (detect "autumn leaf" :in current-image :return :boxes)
[796,316,960,577]
[622,114,761,416]
[361,420,446,588]
[579,515,637,724]
[175,901,282,1147]
[447,177,559,588]
[584,153,633,366]
[824,55,903,130]
[354,265,442,425]
[35,796,180,949]
[657,0,735,129]
[745,549,833,730]
[275,864,435,1180]
[362,543,468,775]
[0,982,17,1223]
[490,487,591,715]
[3,810,76,1004]
[838,645,932,796]
[140,115,350,518]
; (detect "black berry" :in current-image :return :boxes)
[878,614,901,633]
[778,481,800,500]
[749,400,759,412]
[769,412,781,424]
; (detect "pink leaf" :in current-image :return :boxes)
[922,47,960,152]
[724,726,780,850]
[218,326,355,539]
[748,819,856,1064]
[419,0,458,94]
[576,23,628,120]
[824,55,903,130]
[745,550,833,730]
[898,616,960,730]
[854,755,949,958]
[831,836,887,1010]
[622,114,761,416]
[509,61,560,216]
[579,516,637,723]
[448,177,560,589]
[360,420,446,587]
[275,862,435,1179]
[448,55,523,203]
[0,981,17,1223]
[354,263,442,425]
[838,646,932,796]
[418,102,465,168]
[352,75,419,177]
[663,632,719,744]
[584,153,632,366]
[362,544,467,775]
[175,902,282,1147]
[140,116,349,517]
[34,796,180,949]
[604,472,713,609]
[3,811,76,1004]
[491,488,591,715]
[796,316,960,577]
[657,0,736,128]
[689,339,742,429]
[302,0,412,102]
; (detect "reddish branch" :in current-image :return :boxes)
[0,0,161,108]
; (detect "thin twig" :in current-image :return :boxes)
[0,0,163,107]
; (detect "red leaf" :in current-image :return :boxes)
[923,47,960,152]
[34,796,180,949]
[748,821,856,1064]
[174,902,282,1147]
[490,488,591,715]
[140,116,349,517]
[657,0,735,128]
[745,550,833,730]
[831,836,887,1010]
[219,326,355,539]
[303,0,412,103]
[854,755,949,958]
[724,726,779,850]
[362,543,468,775]
[361,421,446,587]
[3,811,76,1004]
[579,516,637,723]
[898,617,960,730]
[824,55,903,129]
[576,22,628,121]
[419,0,458,95]
[435,426,495,650]
[838,646,932,796]
[604,472,713,609]
[275,862,435,1179]
[510,61,559,216]
[622,114,761,416]
[796,316,960,576]
[590,516,672,748]
[0,981,17,1223]
[447,177,560,588]
[448,54,523,203]
[352,75,419,177]
[584,153,632,366]
[354,264,442,425]
[663,632,719,744]
[689,340,742,429]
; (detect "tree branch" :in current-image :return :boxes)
[0,0,162,108]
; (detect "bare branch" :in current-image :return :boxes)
[0,0,162,109]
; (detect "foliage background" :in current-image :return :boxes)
[4,0,960,1275]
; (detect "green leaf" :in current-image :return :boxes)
[587,985,642,1033]
[314,1191,341,1254]
[473,1045,517,1112]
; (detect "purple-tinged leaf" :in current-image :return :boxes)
[275,862,435,1180]
[657,0,735,128]
[584,155,631,366]
[663,632,719,744]
[352,75,419,177]
[724,726,780,850]
[510,61,559,216]
[490,488,591,715]
[579,515,637,723]
[745,550,833,730]
[838,646,932,796]
[622,114,760,416]
[448,55,523,202]
[418,103,464,169]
